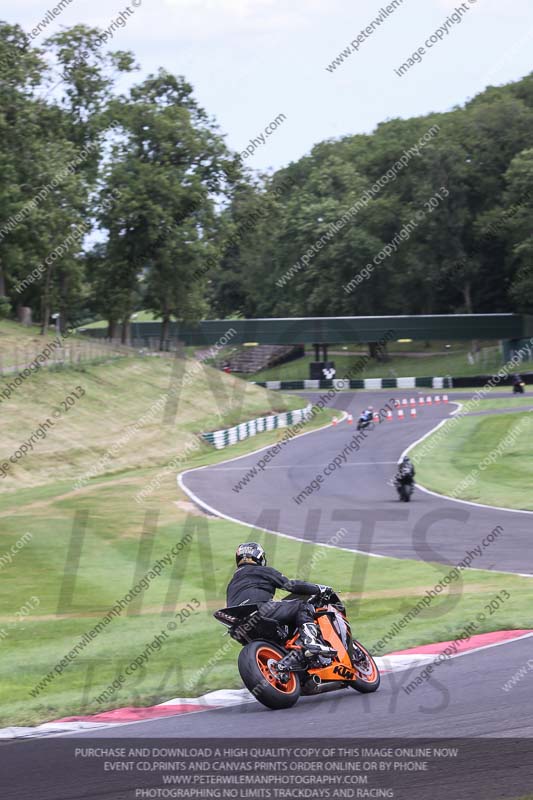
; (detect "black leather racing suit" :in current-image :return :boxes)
[226,564,320,630]
[395,463,415,485]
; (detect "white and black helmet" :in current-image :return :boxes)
[235,542,266,567]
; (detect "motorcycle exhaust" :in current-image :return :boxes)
[301,674,322,695]
[303,674,350,695]
[303,674,345,695]
[314,680,346,694]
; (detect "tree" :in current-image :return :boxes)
[44,25,136,177]
[504,148,533,312]
[210,73,533,321]
[0,23,45,301]
[96,70,232,346]
[0,23,136,331]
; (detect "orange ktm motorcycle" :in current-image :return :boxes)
[214,588,380,710]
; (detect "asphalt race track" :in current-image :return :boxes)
[181,391,533,576]
[2,635,533,799]
[58,634,533,739]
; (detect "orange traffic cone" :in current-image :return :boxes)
[419,397,425,405]
[332,417,338,426]
[347,414,353,425]
[410,407,417,418]
[386,410,393,422]
[426,396,432,405]
[398,409,405,420]
[443,395,449,403]
[402,398,408,406]
[435,395,441,404]
[410,397,416,406]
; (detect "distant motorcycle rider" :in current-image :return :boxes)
[395,456,415,486]
[359,406,374,423]
[226,542,336,656]
[512,373,525,394]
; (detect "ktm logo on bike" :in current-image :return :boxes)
[333,665,355,679]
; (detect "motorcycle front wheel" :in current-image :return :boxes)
[350,640,380,693]
[238,641,301,710]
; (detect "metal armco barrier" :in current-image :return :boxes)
[254,376,455,391]
[202,404,313,449]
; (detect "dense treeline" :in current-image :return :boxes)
[1,20,533,344]
[0,22,238,342]
[212,77,533,320]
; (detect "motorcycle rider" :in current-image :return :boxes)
[359,405,374,424]
[226,542,336,656]
[395,456,415,486]
[512,373,524,393]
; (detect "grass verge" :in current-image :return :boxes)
[458,398,533,412]
[411,410,533,510]
[1,492,532,727]
[0,355,313,490]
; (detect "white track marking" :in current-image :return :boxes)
[414,483,533,521]
[178,474,386,560]
[211,462,398,470]
[191,411,349,470]
[435,631,533,662]
[4,634,532,739]
[401,403,533,520]
[179,410,393,560]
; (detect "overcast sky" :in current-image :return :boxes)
[8,0,533,173]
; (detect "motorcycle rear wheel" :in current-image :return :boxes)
[238,641,301,710]
[357,421,375,432]
[398,484,412,502]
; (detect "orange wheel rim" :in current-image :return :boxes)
[255,647,297,694]
[355,646,378,681]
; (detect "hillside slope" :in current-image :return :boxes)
[0,350,303,490]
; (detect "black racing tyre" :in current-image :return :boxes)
[238,641,301,710]
[398,483,412,502]
[350,640,380,693]
[357,420,374,432]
